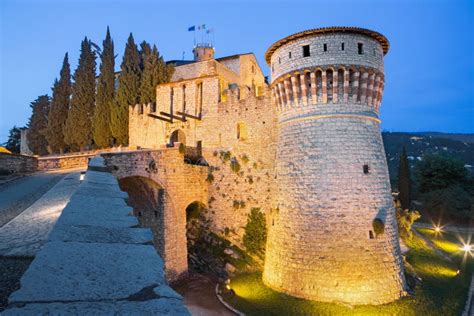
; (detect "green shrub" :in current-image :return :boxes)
[243,207,267,256]
[233,200,246,209]
[241,154,249,164]
[372,218,385,236]
[230,158,241,173]
[395,201,420,238]
[220,151,231,162]
[206,172,214,183]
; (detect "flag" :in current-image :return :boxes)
[188,26,195,31]
[198,24,206,30]
[206,28,214,34]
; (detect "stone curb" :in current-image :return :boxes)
[214,283,245,316]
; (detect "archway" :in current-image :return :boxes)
[185,201,226,277]
[169,129,186,146]
[118,176,166,254]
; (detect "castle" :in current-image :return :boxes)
[126,26,406,305]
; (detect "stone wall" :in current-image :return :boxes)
[0,153,38,174]
[102,148,208,281]
[37,154,93,170]
[262,28,406,305]
[270,32,384,81]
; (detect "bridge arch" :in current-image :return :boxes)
[169,129,186,146]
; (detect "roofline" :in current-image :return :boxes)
[265,26,390,65]
[216,52,253,62]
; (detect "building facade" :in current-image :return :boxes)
[128,27,406,305]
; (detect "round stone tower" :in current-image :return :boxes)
[263,27,406,305]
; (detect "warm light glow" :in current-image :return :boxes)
[434,226,441,233]
[80,171,86,181]
[226,284,231,290]
[460,244,472,252]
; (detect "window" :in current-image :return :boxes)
[182,85,186,111]
[237,122,248,141]
[170,88,174,113]
[271,64,274,72]
[278,57,281,64]
[323,43,327,52]
[341,43,345,51]
[196,82,203,116]
[252,65,255,74]
[289,51,292,58]
[363,164,370,174]
[358,43,364,54]
[302,45,310,57]
[369,230,375,239]
[373,48,376,56]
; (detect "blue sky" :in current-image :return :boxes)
[0,0,473,143]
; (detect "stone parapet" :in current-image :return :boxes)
[4,156,189,315]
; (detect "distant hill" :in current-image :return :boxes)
[382,132,474,187]
[413,132,474,144]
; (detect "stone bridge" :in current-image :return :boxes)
[101,146,209,281]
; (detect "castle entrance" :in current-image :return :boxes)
[169,129,186,146]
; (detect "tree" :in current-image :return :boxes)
[45,53,71,154]
[63,37,96,151]
[27,95,50,155]
[93,27,115,148]
[111,33,141,145]
[4,126,21,153]
[397,147,411,210]
[415,154,467,193]
[139,42,174,105]
[421,185,472,222]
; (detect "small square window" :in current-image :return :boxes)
[323,43,327,52]
[302,45,310,57]
[363,164,370,174]
[289,51,292,58]
[341,43,345,51]
[369,230,375,239]
[358,43,364,55]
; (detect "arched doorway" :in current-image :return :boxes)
[169,129,186,146]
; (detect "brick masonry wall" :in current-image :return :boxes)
[270,33,384,81]
[0,153,38,174]
[263,30,406,305]
[102,148,208,281]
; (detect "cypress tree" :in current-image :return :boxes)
[93,27,115,148]
[139,43,174,104]
[398,147,411,210]
[45,53,71,154]
[111,33,141,145]
[4,126,21,154]
[63,37,96,151]
[27,95,50,155]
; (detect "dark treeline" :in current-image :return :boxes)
[23,27,174,155]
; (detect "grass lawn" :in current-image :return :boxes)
[222,230,473,315]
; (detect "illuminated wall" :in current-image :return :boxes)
[263,27,407,305]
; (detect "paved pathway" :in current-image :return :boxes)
[173,273,235,316]
[0,170,72,227]
[0,170,82,257]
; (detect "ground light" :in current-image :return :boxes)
[80,171,86,181]
[460,244,472,252]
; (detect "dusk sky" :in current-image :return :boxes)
[1,0,473,143]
